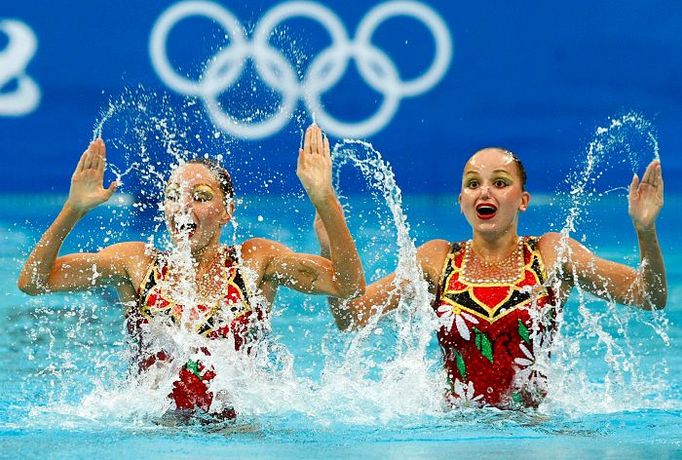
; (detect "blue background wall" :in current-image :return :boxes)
[1,0,680,195]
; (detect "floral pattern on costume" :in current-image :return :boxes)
[449,379,484,407]
[433,237,558,409]
[436,304,479,341]
[127,246,265,415]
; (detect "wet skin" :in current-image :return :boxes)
[316,147,666,331]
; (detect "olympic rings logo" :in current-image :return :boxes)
[150,1,452,139]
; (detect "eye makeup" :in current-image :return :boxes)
[192,184,215,202]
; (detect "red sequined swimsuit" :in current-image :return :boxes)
[128,246,264,414]
[433,237,558,408]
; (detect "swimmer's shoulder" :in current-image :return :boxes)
[537,232,560,245]
[99,241,151,260]
[416,239,452,284]
[238,237,290,268]
[536,232,572,274]
[98,241,155,283]
[240,237,289,256]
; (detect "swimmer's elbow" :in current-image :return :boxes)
[332,275,366,300]
[336,315,366,332]
[329,298,368,332]
[17,277,44,296]
[635,288,667,311]
[17,269,54,295]
[650,291,667,310]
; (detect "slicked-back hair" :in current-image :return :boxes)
[503,149,527,191]
[473,147,527,191]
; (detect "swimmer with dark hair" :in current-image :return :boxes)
[18,123,365,420]
[316,147,666,409]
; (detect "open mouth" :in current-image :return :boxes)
[172,215,197,237]
[476,203,497,220]
[177,222,197,234]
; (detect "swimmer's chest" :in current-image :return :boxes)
[138,261,255,335]
[434,239,556,350]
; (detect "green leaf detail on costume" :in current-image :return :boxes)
[185,360,201,377]
[518,319,531,344]
[454,349,467,380]
[473,327,494,363]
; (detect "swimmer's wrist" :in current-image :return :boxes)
[634,224,657,235]
[62,200,89,218]
[309,187,337,207]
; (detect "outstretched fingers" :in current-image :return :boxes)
[629,173,639,201]
[84,142,98,170]
[98,138,108,172]
[323,134,330,158]
[638,160,664,199]
[315,126,324,155]
[76,140,98,173]
[91,139,103,172]
[297,147,306,171]
[641,160,661,186]
[75,149,89,174]
[311,125,320,155]
[301,123,331,161]
[304,126,313,155]
[649,160,663,189]
[641,161,654,185]
[656,162,663,197]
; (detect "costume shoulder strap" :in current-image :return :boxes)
[223,245,254,305]
[224,245,239,267]
[137,249,162,302]
[522,236,551,283]
[525,235,540,250]
[434,241,465,303]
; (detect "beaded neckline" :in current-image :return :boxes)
[459,238,525,284]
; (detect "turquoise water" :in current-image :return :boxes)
[1,189,680,457]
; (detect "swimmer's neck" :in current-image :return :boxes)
[471,230,520,259]
[190,238,224,271]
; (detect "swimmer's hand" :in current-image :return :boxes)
[629,160,664,232]
[66,138,118,213]
[297,123,333,204]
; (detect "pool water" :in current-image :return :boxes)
[1,185,680,457]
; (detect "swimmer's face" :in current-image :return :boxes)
[164,163,232,251]
[459,148,530,235]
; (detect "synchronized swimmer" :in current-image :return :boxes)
[316,147,666,408]
[18,126,667,414]
[18,123,365,419]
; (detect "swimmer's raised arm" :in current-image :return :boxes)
[243,124,365,299]
[18,139,146,295]
[542,160,667,310]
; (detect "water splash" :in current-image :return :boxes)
[315,139,444,421]
[543,112,670,414]
[21,88,674,432]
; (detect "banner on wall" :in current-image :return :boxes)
[0,1,680,193]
